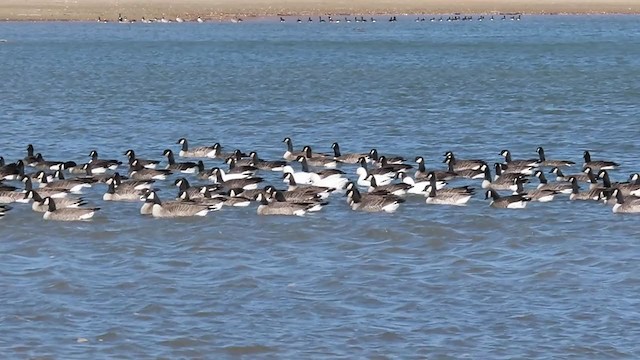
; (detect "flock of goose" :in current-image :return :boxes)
[0,138,638,221]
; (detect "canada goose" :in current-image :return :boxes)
[177,190,225,210]
[442,151,485,171]
[610,189,640,213]
[255,192,316,216]
[355,157,395,186]
[176,138,217,158]
[52,169,97,185]
[0,181,17,192]
[493,163,526,181]
[24,144,38,165]
[414,156,456,181]
[210,143,245,160]
[108,172,154,191]
[567,177,602,201]
[442,156,484,179]
[296,156,345,178]
[103,181,144,201]
[75,163,116,183]
[512,177,558,202]
[366,175,412,196]
[124,149,159,169]
[0,188,27,204]
[583,150,619,170]
[331,142,366,164]
[264,185,327,203]
[282,172,335,198]
[368,149,405,165]
[536,147,575,167]
[23,190,86,212]
[144,191,217,218]
[481,164,523,191]
[598,170,640,196]
[0,159,24,180]
[207,167,252,181]
[21,175,69,198]
[301,146,338,168]
[246,152,287,171]
[129,159,173,180]
[42,197,100,221]
[209,168,263,190]
[533,170,572,194]
[282,137,306,161]
[204,189,251,207]
[228,188,262,201]
[163,149,199,173]
[0,204,11,218]
[582,167,604,190]
[500,149,540,168]
[549,167,590,183]
[346,187,404,213]
[174,177,219,199]
[377,156,412,172]
[393,173,441,194]
[35,171,92,193]
[32,153,76,171]
[484,189,530,209]
[425,172,473,195]
[225,157,258,175]
[496,161,535,175]
[425,185,472,206]
[88,150,122,172]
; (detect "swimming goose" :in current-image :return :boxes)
[414,157,456,181]
[549,167,590,183]
[493,163,526,181]
[355,157,396,185]
[484,189,530,209]
[129,159,173,180]
[331,142,366,164]
[176,138,217,158]
[21,176,69,198]
[377,156,412,173]
[202,188,251,207]
[512,177,558,202]
[366,175,412,196]
[42,197,99,221]
[255,192,318,216]
[567,177,602,201]
[481,164,523,191]
[443,151,486,171]
[0,181,17,192]
[88,150,122,172]
[442,157,484,179]
[425,172,473,195]
[583,151,619,170]
[163,149,200,173]
[209,168,263,190]
[394,173,442,195]
[177,190,225,210]
[210,143,246,160]
[425,185,472,206]
[32,153,76,171]
[582,167,604,190]
[24,144,38,165]
[0,188,28,204]
[301,146,338,168]
[225,157,258,175]
[536,147,575,167]
[35,171,92,193]
[610,189,640,213]
[174,177,219,199]
[282,172,335,199]
[103,181,144,201]
[346,187,404,213]
[124,149,159,169]
[0,159,24,180]
[598,170,640,196]
[282,137,306,161]
[368,149,405,165]
[207,167,252,181]
[53,169,97,185]
[108,172,154,191]
[264,185,328,203]
[144,191,217,218]
[533,170,572,194]
[296,156,345,178]
[73,163,116,183]
[0,204,11,218]
[500,149,540,168]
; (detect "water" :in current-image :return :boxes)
[1,16,640,358]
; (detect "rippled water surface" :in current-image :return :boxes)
[1,16,640,358]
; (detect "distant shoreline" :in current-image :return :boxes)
[0,0,638,22]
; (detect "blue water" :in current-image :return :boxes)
[1,16,640,358]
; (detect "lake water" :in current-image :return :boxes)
[1,16,640,358]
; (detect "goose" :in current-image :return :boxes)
[246,152,287,171]
[301,146,338,168]
[355,157,395,186]
[493,163,526,181]
[442,151,485,171]
[74,163,116,183]
[32,153,76,171]
[210,143,247,160]
[377,156,412,172]
[103,181,144,201]
[346,187,404,213]
[0,181,18,192]
[282,137,306,161]
[23,190,86,211]
[500,149,540,168]
[176,190,225,210]
[255,192,317,216]
[144,191,217,218]
[42,197,99,221]
[582,167,604,190]
[425,172,473,195]
[533,170,572,194]
[629,173,640,185]
[0,188,27,204]
[425,185,472,206]
[481,164,523,191]
[176,138,217,158]
[174,177,219,199]
[296,156,345,179]
[567,177,601,201]
[264,185,327,203]
[598,170,640,196]
[202,188,251,207]
[163,149,199,173]
[35,171,92,193]
[265,188,328,210]
[549,167,590,183]
[331,142,366,164]
[512,177,558,202]
[496,162,536,175]
[209,168,263,190]
[88,150,122,172]
[207,167,252,181]
[0,159,24,180]
[124,149,159,169]
[395,173,442,195]
[583,150,619,170]
[52,169,97,185]
[484,189,530,209]
[108,172,154,191]
[21,176,69,198]
[0,204,11,218]
[368,149,405,165]
[442,156,485,179]
[282,172,335,199]
[536,147,575,167]
[366,175,412,196]
[129,159,173,180]
[414,156,456,180]
[610,189,640,213]
[24,144,38,165]
[225,157,258,175]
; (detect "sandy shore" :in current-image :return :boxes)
[1,0,639,21]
